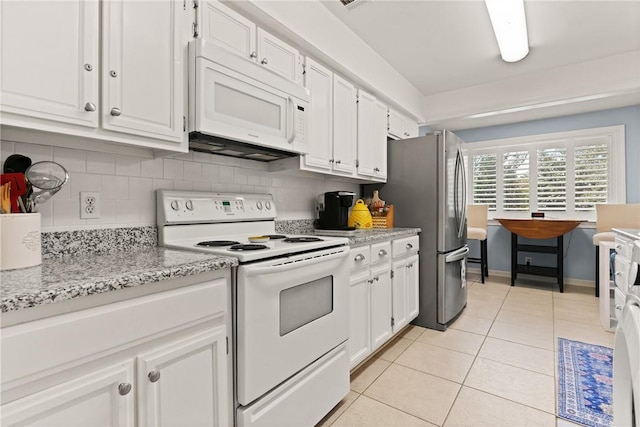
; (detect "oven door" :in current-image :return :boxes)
[236,245,349,406]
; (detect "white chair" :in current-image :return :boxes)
[593,204,640,296]
[467,205,489,283]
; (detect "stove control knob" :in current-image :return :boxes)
[170,200,181,211]
[185,200,194,211]
[265,201,271,210]
[256,201,263,210]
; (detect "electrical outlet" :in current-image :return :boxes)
[80,191,100,219]
[525,257,532,267]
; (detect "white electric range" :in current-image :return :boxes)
[157,190,351,427]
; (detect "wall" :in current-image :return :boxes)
[0,140,360,233]
[446,105,640,283]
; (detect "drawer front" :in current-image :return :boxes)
[614,288,626,322]
[1,279,227,385]
[349,246,371,271]
[614,255,630,291]
[392,235,419,259]
[371,241,391,266]
[615,236,634,259]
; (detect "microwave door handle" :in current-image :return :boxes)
[287,96,296,144]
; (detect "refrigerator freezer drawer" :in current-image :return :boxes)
[437,246,468,325]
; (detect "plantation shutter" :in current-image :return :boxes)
[472,153,497,210]
[502,151,529,211]
[575,143,608,211]
[537,147,567,211]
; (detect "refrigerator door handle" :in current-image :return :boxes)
[458,147,467,235]
[454,148,464,239]
[445,245,469,263]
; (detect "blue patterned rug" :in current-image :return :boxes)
[558,338,613,427]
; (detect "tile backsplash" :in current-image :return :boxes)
[1,141,361,232]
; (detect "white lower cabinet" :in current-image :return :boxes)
[1,274,231,427]
[1,361,135,426]
[348,237,418,370]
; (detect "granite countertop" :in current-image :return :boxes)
[613,228,640,240]
[314,227,421,246]
[1,247,238,313]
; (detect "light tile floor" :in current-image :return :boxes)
[318,273,614,426]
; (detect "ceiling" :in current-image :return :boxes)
[321,0,640,128]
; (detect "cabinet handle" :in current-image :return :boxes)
[616,244,622,249]
[615,271,622,276]
[148,370,161,383]
[368,279,374,284]
[374,276,379,281]
[329,159,334,163]
[354,254,365,262]
[616,304,623,310]
[110,70,118,78]
[374,167,380,172]
[84,102,96,112]
[378,249,387,256]
[110,107,122,117]
[406,243,413,249]
[261,58,268,65]
[118,383,132,396]
[84,63,93,71]
[335,160,341,164]
[249,51,257,59]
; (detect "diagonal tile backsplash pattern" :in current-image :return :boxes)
[0,141,361,232]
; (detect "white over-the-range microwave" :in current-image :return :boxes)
[188,39,310,161]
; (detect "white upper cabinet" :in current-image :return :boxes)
[200,1,302,84]
[332,75,357,175]
[388,107,418,139]
[0,0,100,128]
[199,0,256,58]
[102,0,183,142]
[303,58,333,171]
[357,89,387,181]
[0,0,187,152]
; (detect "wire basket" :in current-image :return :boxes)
[371,205,394,228]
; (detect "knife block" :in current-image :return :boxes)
[0,213,41,270]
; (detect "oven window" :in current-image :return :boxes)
[279,276,333,336]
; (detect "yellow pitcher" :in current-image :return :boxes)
[348,199,373,229]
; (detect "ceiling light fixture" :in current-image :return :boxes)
[484,0,529,63]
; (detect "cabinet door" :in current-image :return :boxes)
[372,99,388,180]
[257,28,302,84]
[137,328,230,427]
[387,108,404,139]
[370,266,392,351]
[302,57,333,171]
[102,0,184,143]
[200,0,257,60]
[349,270,371,369]
[404,120,419,138]
[356,89,377,177]
[0,1,99,128]
[332,75,358,175]
[406,254,420,322]
[1,362,134,427]
[391,258,408,333]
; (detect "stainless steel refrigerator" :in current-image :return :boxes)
[368,130,468,330]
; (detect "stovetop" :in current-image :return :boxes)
[157,190,349,262]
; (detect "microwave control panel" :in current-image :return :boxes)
[295,105,307,144]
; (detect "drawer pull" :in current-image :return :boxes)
[615,271,622,276]
[406,243,413,250]
[354,254,365,262]
[118,383,132,396]
[378,249,388,257]
[616,304,623,310]
[148,370,161,383]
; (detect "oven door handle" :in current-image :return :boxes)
[243,247,348,277]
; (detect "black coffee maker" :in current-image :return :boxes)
[316,191,356,230]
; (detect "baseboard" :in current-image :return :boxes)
[466,267,595,289]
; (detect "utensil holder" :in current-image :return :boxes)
[371,205,394,228]
[0,213,41,270]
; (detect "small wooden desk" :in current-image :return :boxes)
[496,218,582,292]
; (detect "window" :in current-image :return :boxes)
[464,126,626,220]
